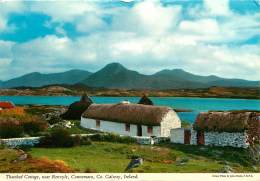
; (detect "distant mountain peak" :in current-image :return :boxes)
[104,62,125,69]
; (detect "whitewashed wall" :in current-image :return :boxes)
[170,128,184,144]
[141,125,160,137]
[1,137,41,147]
[160,111,181,137]
[81,109,181,138]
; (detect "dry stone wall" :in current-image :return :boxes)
[204,131,249,148]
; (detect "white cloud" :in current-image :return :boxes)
[0,1,25,32]
[111,0,182,35]
[0,0,260,81]
[30,1,98,22]
[204,0,230,16]
[75,13,106,33]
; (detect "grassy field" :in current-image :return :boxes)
[27,142,259,173]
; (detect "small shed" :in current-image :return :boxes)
[138,95,154,105]
[81,102,181,137]
[171,111,260,148]
[61,94,93,120]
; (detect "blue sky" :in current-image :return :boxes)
[0,0,259,81]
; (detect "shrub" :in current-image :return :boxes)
[0,114,47,138]
[22,119,48,135]
[80,136,92,146]
[39,128,89,147]
[0,120,24,138]
[89,133,136,144]
[28,157,74,173]
[40,128,73,147]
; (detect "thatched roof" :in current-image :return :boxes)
[82,103,173,126]
[138,95,154,105]
[193,111,260,132]
[61,94,93,120]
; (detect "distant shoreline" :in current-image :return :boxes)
[0,85,259,100]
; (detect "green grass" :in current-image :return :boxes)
[28,142,259,173]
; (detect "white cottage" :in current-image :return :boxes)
[81,102,181,137]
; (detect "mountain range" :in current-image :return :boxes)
[0,63,259,89]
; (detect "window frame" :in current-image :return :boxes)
[96,119,100,128]
[147,126,153,134]
[125,123,130,132]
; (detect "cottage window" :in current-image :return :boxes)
[96,120,100,128]
[125,123,130,132]
[147,126,153,134]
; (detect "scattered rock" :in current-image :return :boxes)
[17,153,28,161]
[219,165,234,173]
[176,158,189,166]
[125,158,143,171]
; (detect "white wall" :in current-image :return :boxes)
[170,128,184,144]
[160,110,181,137]
[81,117,162,137]
[81,117,139,136]
[141,125,160,137]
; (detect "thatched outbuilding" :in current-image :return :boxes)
[138,95,154,105]
[81,102,181,137]
[193,111,259,132]
[61,94,93,120]
[171,111,260,148]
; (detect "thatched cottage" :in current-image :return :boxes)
[81,102,181,137]
[170,112,260,148]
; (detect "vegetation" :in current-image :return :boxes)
[0,113,48,138]
[1,85,259,99]
[27,142,259,173]
[0,149,73,173]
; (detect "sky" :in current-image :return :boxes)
[0,0,259,81]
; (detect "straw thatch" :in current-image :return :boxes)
[61,94,93,120]
[82,103,173,126]
[193,111,260,132]
[138,95,154,105]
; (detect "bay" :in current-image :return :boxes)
[0,96,259,123]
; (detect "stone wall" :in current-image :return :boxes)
[190,129,197,145]
[0,137,41,148]
[204,131,249,148]
[170,128,249,148]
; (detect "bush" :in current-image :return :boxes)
[0,120,24,138]
[39,128,91,147]
[80,136,92,146]
[0,114,48,138]
[40,128,73,147]
[23,119,48,135]
[89,133,136,144]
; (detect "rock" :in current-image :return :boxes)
[125,158,143,171]
[219,165,234,173]
[18,154,27,161]
[176,158,189,166]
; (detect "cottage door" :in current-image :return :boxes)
[184,129,191,144]
[197,131,205,145]
[137,125,142,136]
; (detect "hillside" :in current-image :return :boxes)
[1,69,92,88]
[80,63,259,89]
[1,62,259,89]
